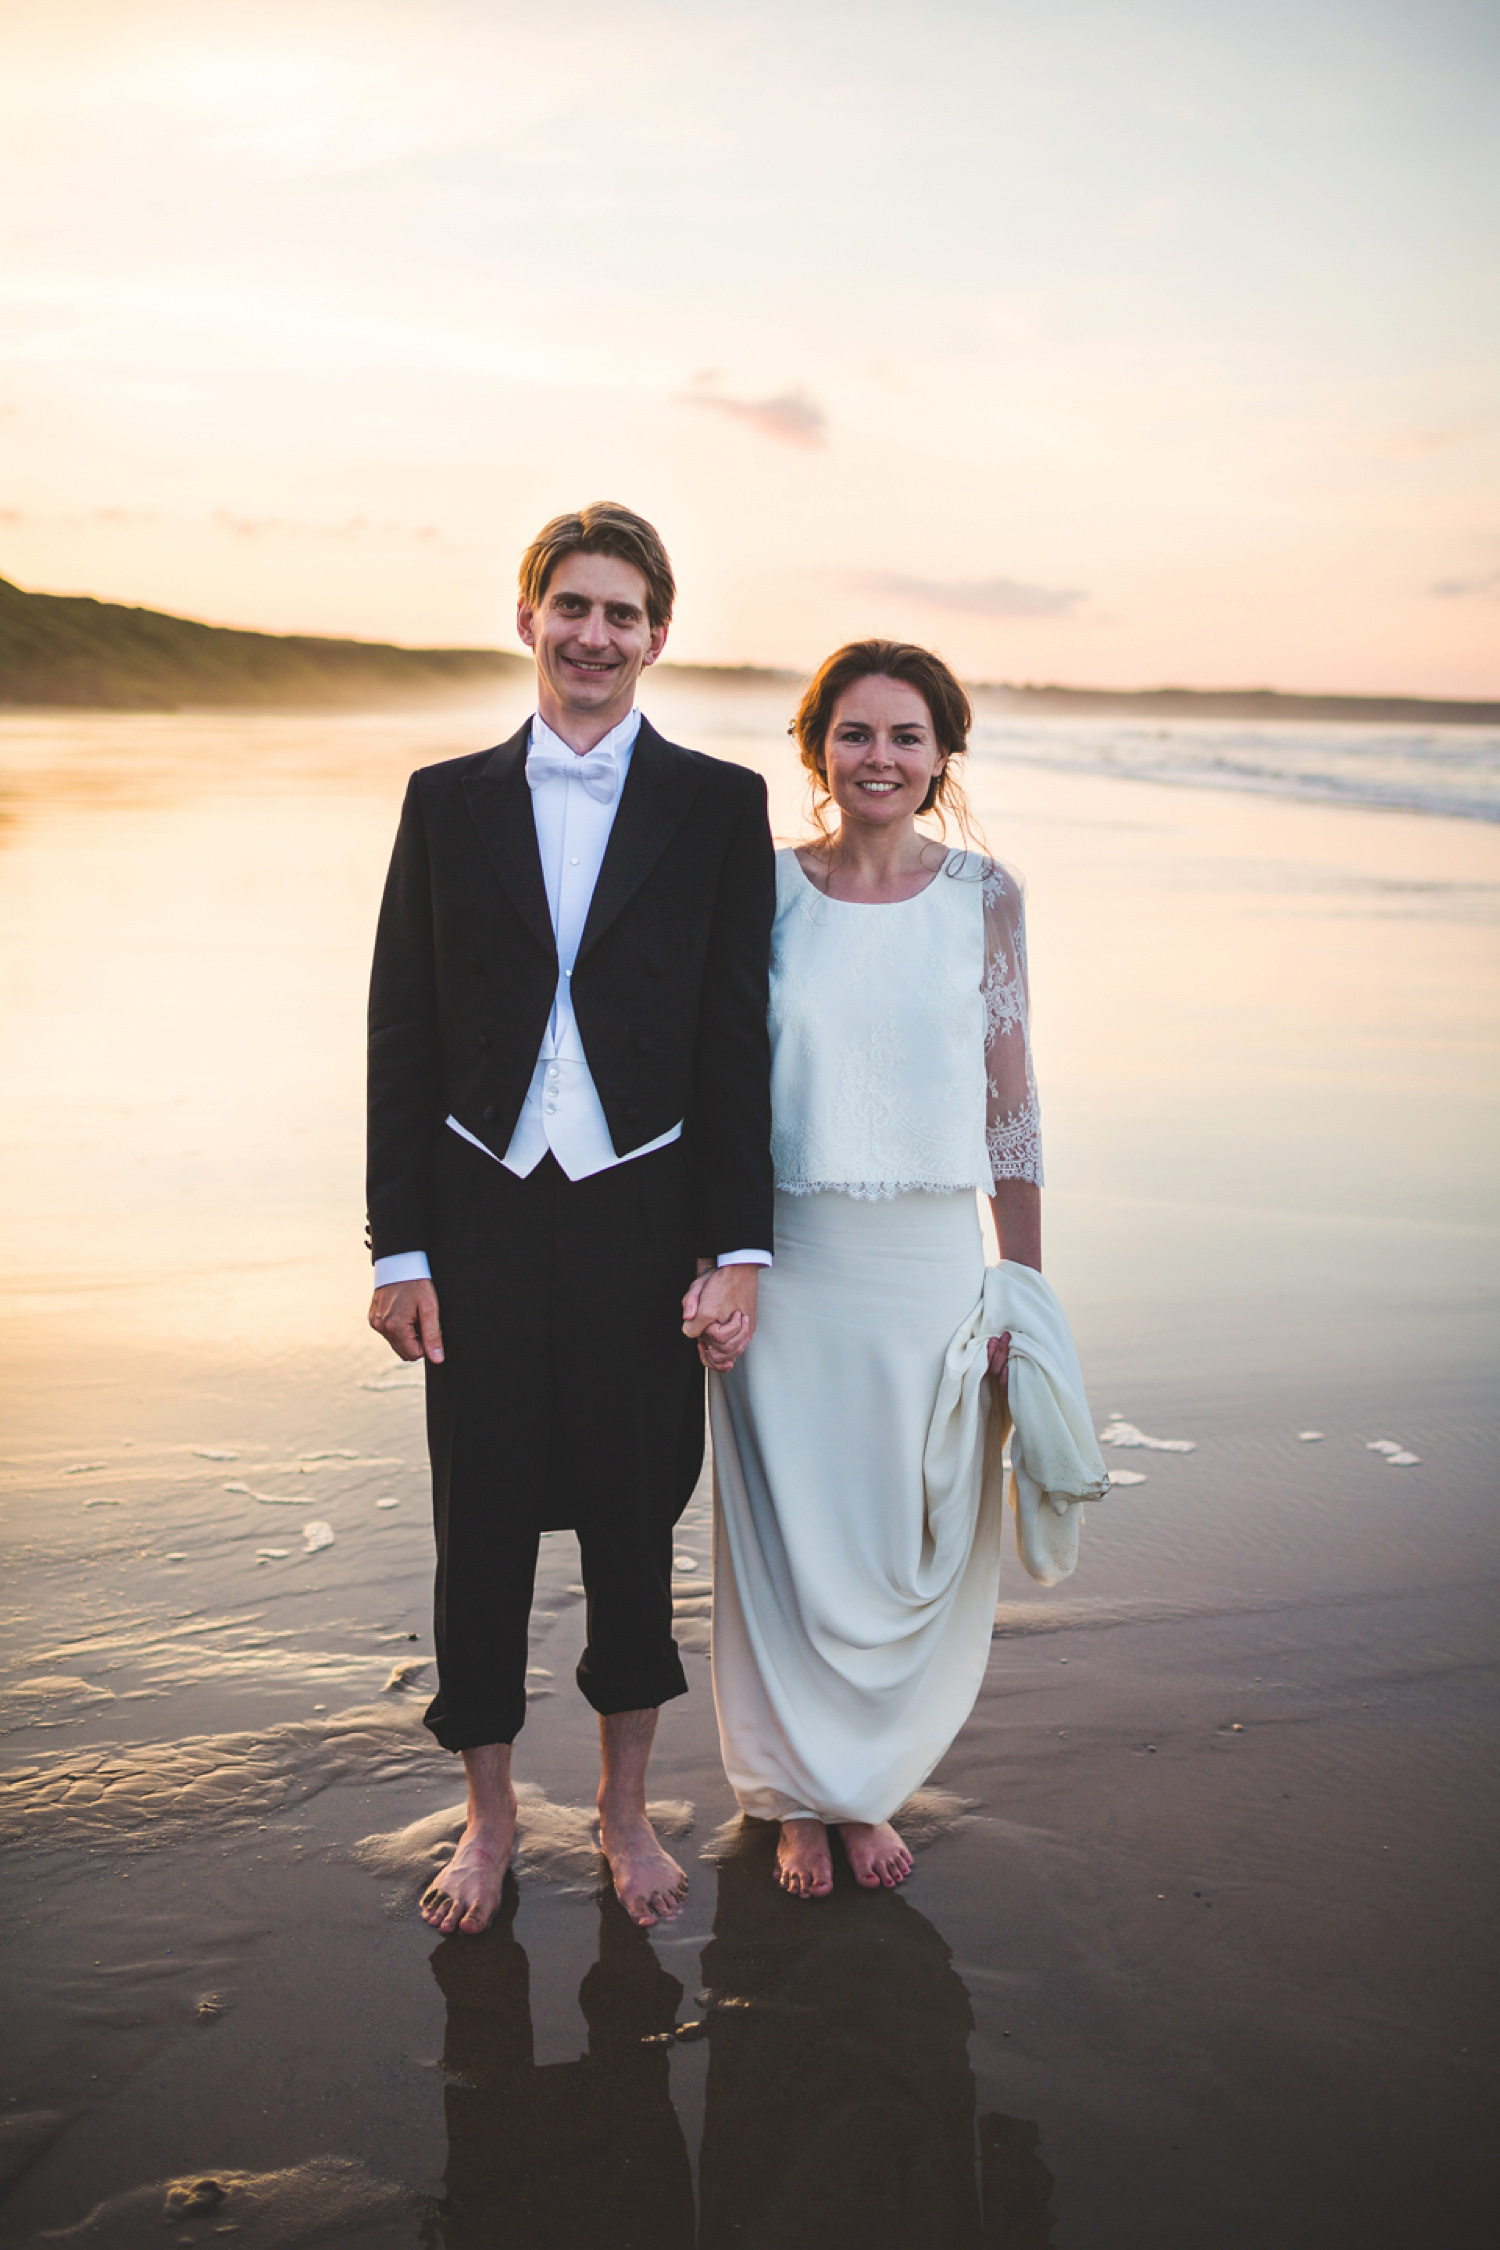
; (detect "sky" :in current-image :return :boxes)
[1,0,1497,692]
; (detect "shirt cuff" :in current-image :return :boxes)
[372,1251,432,1287]
[716,1249,772,1268]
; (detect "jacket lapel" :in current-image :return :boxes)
[462,720,556,962]
[578,717,701,959]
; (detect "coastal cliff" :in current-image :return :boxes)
[1,573,1495,723]
[0,575,526,710]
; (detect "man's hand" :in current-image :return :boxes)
[370,1278,445,1363]
[682,1264,759,1372]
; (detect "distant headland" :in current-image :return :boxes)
[1,575,1495,726]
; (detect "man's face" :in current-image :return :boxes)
[517,551,666,725]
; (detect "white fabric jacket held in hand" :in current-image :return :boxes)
[927,1259,1110,1588]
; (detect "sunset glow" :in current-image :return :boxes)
[2,0,1496,692]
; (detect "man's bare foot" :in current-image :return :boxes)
[597,1808,689,1929]
[776,1818,833,1899]
[838,1819,912,1889]
[420,1800,516,1936]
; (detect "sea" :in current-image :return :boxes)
[968,709,1500,824]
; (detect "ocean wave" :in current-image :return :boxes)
[972,716,1500,823]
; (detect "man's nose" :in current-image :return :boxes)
[576,605,611,646]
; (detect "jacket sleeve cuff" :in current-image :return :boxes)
[372,1250,432,1286]
[716,1249,772,1268]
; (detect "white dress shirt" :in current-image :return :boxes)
[373,710,769,1286]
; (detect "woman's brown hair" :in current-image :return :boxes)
[791,639,979,843]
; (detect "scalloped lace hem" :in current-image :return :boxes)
[775,1177,990,1201]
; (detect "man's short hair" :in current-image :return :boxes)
[518,503,676,629]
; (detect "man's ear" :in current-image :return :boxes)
[642,620,669,668]
[516,600,537,651]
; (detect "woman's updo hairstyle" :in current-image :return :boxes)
[792,639,977,841]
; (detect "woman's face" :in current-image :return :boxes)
[821,674,945,830]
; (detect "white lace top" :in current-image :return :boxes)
[769,847,1043,1199]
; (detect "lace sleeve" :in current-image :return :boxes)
[981,862,1043,1186]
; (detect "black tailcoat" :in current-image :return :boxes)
[366,714,776,1264]
[365,713,775,1750]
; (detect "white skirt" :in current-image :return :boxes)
[709,1189,1003,1826]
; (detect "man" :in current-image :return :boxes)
[367,504,774,1934]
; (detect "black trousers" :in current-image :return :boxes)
[422,1132,700,1752]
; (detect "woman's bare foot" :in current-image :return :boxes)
[838,1819,912,1889]
[776,1818,833,1898]
[597,1809,689,1928]
[420,1798,517,1935]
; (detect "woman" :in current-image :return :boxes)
[703,640,1047,1900]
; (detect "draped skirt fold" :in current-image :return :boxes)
[709,1188,1002,1826]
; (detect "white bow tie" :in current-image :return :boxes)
[526,743,622,803]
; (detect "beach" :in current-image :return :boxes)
[1,686,1496,2247]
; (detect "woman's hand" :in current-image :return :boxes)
[682,1264,759,1372]
[986,1329,1012,1390]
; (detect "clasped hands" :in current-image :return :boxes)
[681,1262,759,1372]
[369,1264,760,1376]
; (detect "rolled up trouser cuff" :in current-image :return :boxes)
[575,1645,689,1718]
[422,1693,527,1753]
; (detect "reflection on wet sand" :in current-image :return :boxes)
[428,1881,694,2250]
[699,1827,1053,2249]
[426,1828,1055,2250]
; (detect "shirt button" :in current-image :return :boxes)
[569,855,579,866]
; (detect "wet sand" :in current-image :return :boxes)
[1,695,1497,2246]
